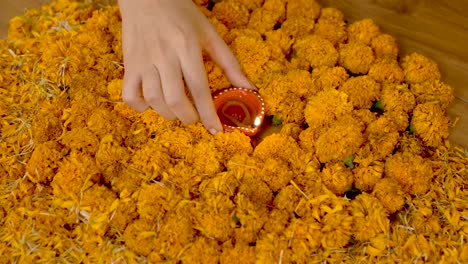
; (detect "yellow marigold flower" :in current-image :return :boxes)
[155,211,195,260]
[286,218,322,262]
[123,218,159,257]
[289,56,311,71]
[409,199,441,234]
[401,52,441,84]
[367,131,400,160]
[108,198,138,235]
[239,174,273,206]
[347,18,381,45]
[106,78,122,101]
[32,102,65,143]
[314,19,348,46]
[259,158,293,192]
[255,233,292,263]
[280,123,303,140]
[223,28,262,45]
[319,7,345,23]
[385,151,433,195]
[380,83,416,113]
[353,160,384,192]
[180,237,221,263]
[205,61,231,93]
[410,80,454,111]
[51,151,100,201]
[293,35,339,68]
[265,28,294,57]
[311,66,349,92]
[60,127,99,155]
[401,235,434,261]
[231,35,271,84]
[212,0,250,30]
[339,42,375,74]
[192,194,235,241]
[286,0,321,20]
[321,209,353,248]
[248,0,286,34]
[230,0,264,11]
[129,140,172,180]
[226,153,261,180]
[96,134,130,168]
[112,102,141,122]
[273,92,305,124]
[299,127,317,153]
[321,162,353,195]
[315,120,364,163]
[339,75,381,109]
[262,209,290,234]
[351,193,389,241]
[157,127,194,159]
[273,185,303,213]
[253,133,303,166]
[285,69,315,98]
[280,16,315,39]
[411,103,450,147]
[186,139,222,175]
[25,141,64,183]
[86,106,130,141]
[398,133,425,156]
[304,89,353,130]
[233,194,268,243]
[372,178,406,214]
[220,243,255,264]
[215,129,252,163]
[368,58,405,84]
[137,182,179,221]
[370,33,399,60]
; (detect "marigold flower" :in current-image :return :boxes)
[411,103,450,147]
[339,42,375,74]
[380,83,416,113]
[261,209,290,234]
[255,233,292,263]
[372,178,406,214]
[314,19,347,46]
[212,0,250,30]
[231,35,271,84]
[26,141,65,183]
[401,52,441,84]
[368,58,404,84]
[286,218,322,262]
[294,34,339,67]
[347,18,380,45]
[286,0,321,20]
[311,66,349,92]
[280,17,315,39]
[247,0,285,34]
[351,193,389,241]
[353,160,384,192]
[370,33,399,60]
[315,120,364,163]
[385,151,433,195]
[231,0,264,11]
[339,75,381,109]
[410,80,454,111]
[123,219,159,257]
[321,162,353,195]
[304,89,353,130]
[321,209,353,248]
[273,185,302,213]
[220,242,256,264]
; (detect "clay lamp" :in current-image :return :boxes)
[213,87,265,137]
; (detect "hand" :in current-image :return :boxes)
[118,0,255,135]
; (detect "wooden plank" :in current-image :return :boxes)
[0,0,46,38]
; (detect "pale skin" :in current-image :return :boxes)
[118,0,255,135]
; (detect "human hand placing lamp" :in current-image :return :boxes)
[118,0,256,135]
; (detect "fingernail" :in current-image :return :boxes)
[209,128,219,135]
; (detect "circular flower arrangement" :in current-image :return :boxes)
[0,0,466,263]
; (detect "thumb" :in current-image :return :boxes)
[203,24,256,90]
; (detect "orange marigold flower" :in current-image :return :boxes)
[212,0,250,30]
[231,35,271,84]
[314,19,347,46]
[370,33,399,60]
[26,141,65,183]
[321,162,354,195]
[380,83,416,113]
[319,7,345,24]
[248,0,286,34]
[351,193,389,241]
[255,233,292,263]
[137,182,180,221]
[180,237,222,263]
[315,120,364,163]
[286,218,322,262]
[385,151,433,195]
[280,17,315,39]
[304,89,353,130]
[368,58,404,84]
[353,160,384,192]
[338,42,375,74]
[401,52,441,84]
[259,158,293,192]
[220,242,256,264]
[347,18,380,45]
[311,66,349,93]
[411,103,450,147]
[410,80,454,111]
[253,133,303,165]
[339,75,381,109]
[372,178,406,214]
[273,185,302,213]
[123,218,159,257]
[286,0,321,20]
[262,208,290,234]
[293,35,339,68]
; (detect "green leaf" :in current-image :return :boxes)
[343,155,355,169]
[271,115,283,126]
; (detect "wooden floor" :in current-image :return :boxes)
[1,0,467,148]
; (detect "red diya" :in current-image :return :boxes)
[212,87,265,136]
